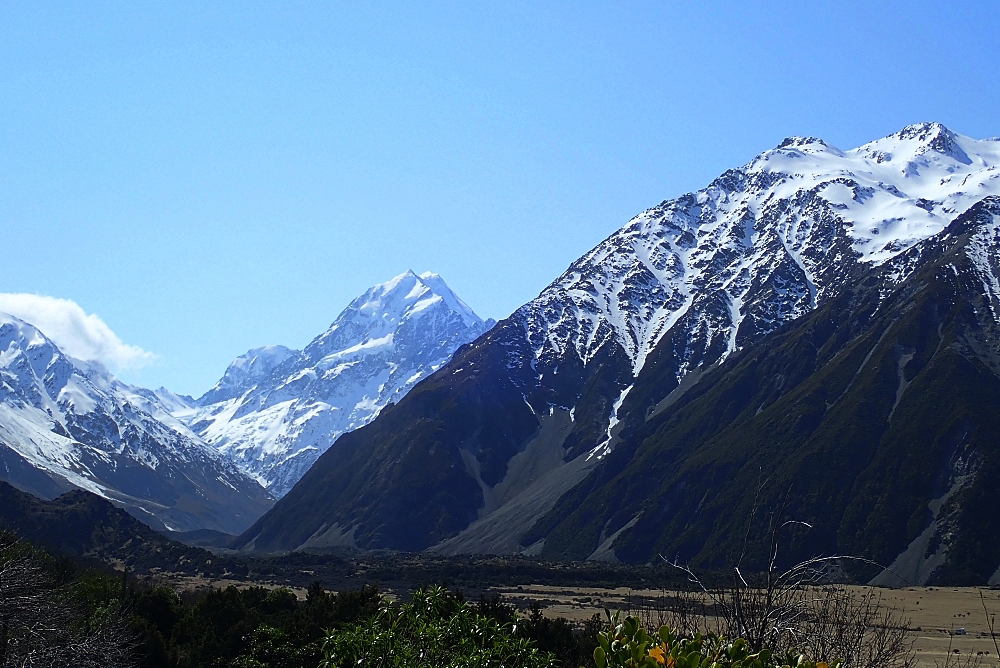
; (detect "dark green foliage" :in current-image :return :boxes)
[0,528,389,667]
[319,585,555,668]
[474,594,602,667]
[127,582,605,668]
[522,601,602,668]
[3,527,846,668]
[132,582,381,668]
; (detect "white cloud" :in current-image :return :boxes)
[0,294,155,372]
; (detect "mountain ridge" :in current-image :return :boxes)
[232,124,1000,571]
[0,479,221,572]
[528,197,1000,585]
[0,314,272,534]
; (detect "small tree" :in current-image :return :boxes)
[659,485,915,668]
[0,531,134,668]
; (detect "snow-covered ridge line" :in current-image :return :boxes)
[0,312,271,534]
[515,123,1000,383]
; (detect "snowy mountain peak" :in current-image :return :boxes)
[893,121,968,160]
[1,312,59,361]
[774,136,844,156]
[856,122,986,168]
[306,271,488,362]
[198,345,295,405]
[416,271,485,328]
[1,312,89,419]
[512,123,1000,394]
[179,272,493,497]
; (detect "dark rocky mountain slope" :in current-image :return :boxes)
[0,480,219,572]
[529,197,1000,585]
[234,129,1000,584]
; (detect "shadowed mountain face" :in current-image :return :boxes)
[0,480,217,571]
[234,129,1000,584]
[530,198,1000,585]
[231,319,624,553]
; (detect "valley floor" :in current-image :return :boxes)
[491,584,1000,668]
[142,552,1000,668]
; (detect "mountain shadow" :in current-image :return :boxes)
[530,197,1000,585]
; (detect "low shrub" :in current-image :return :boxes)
[593,610,837,668]
[319,585,555,668]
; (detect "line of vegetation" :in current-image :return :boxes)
[127,581,602,667]
[9,525,995,668]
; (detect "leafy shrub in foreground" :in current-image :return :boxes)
[593,610,838,668]
[319,585,556,668]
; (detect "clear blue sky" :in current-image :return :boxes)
[2,1,998,396]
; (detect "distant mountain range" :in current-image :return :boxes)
[175,270,494,497]
[0,271,490,536]
[0,314,272,534]
[234,124,1000,584]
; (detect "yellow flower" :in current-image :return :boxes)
[817,663,828,668]
[648,646,674,666]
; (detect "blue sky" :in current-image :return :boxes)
[1,1,998,395]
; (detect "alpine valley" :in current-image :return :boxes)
[0,271,493,535]
[233,123,1000,584]
[5,122,1000,586]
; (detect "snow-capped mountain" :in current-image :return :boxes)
[233,123,1000,556]
[177,271,494,497]
[519,122,1000,432]
[510,195,1000,578]
[198,346,295,406]
[0,313,273,534]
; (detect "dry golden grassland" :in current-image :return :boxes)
[492,584,1000,667]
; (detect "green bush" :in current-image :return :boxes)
[319,585,556,668]
[593,611,839,668]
